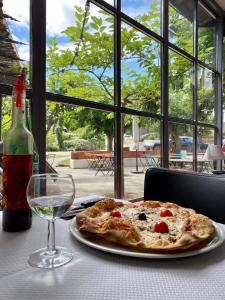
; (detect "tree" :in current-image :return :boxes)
[46,1,161,149]
[45,0,216,151]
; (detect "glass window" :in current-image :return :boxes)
[46,102,114,198]
[123,115,161,199]
[169,123,194,171]
[121,0,161,35]
[198,3,216,67]
[0,0,222,200]
[46,1,114,105]
[169,0,194,55]
[1,96,12,139]
[168,50,193,119]
[197,126,215,172]
[121,23,161,113]
[197,66,215,124]
[1,0,30,86]
[105,0,114,6]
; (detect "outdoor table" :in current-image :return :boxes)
[198,159,214,172]
[169,158,193,168]
[94,154,114,176]
[1,212,225,299]
[168,158,213,172]
[139,154,160,172]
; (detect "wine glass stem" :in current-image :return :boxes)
[47,220,56,253]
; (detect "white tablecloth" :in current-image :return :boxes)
[0,213,225,300]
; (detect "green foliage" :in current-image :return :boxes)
[73,139,92,151]
[44,0,216,150]
[2,96,12,138]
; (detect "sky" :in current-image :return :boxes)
[3,0,156,63]
[3,0,82,62]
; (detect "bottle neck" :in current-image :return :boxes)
[25,99,32,131]
[12,90,26,129]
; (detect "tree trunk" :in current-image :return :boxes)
[56,127,65,151]
[106,135,113,151]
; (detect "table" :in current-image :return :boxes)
[139,155,160,172]
[1,213,225,300]
[169,158,213,172]
[94,155,114,176]
[169,158,193,168]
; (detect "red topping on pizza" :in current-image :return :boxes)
[110,211,122,218]
[154,221,169,233]
[160,209,173,217]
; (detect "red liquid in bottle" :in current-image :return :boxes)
[2,155,32,231]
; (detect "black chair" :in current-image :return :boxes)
[144,167,225,224]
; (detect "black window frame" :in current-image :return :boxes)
[0,0,223,199]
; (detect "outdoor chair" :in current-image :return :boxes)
[144,167,225,224]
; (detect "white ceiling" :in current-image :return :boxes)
[215,0,225,11]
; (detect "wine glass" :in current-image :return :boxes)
[26,173,75,268]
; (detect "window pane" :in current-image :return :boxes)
[121,23,161,113]
[123,115,161,199]
[46,102,114,198]
[197,66,215,124]
[121,0,161,35]
[169,50,193,119]
[105,0,114,5]
[169,123,194,171]
[1,1,30,86]
[197,126,214,173]
[198,3,216,67]
[46,1,114,105]
[1,96,12,139]
[169,0,194,55]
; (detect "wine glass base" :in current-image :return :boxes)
[28,246,73,269]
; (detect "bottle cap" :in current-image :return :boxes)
[13,71,26,108]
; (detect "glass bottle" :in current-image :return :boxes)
[2,72,33,231]
[25,99,39,175]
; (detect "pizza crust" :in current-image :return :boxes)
[75,199,215,252]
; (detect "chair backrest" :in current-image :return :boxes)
[144,167,225,224]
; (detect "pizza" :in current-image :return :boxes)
[75,199,215,252]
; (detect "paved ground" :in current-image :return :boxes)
[55,165,145,200]
[47,151,146,200]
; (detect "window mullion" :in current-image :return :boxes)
[114,0,123,198]
[193,0,198,171]
[30,0,46,173]
[162,0,169,168]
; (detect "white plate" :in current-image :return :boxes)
[70,219,225,259]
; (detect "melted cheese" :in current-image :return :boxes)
[95,203,189,245]
[118,205,188,244]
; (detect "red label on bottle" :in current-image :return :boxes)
[2,155,32,209]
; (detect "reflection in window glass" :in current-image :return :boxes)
[123,115,161,199]
[1,0,30,85]
[1,96,12,140]
[121,0,161,35]
[104,0,114,6]
[169,0,194,54]
[197,127,214,173]
[46,102,114,198]
[197,66,215,124]
[169,123,194,171]
[46,2,114,104]
[121,23,161,113]
[168,50,193,119]
[198,3,216,67]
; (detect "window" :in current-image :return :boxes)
[0,0,223,200]
[169,0,195,55]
